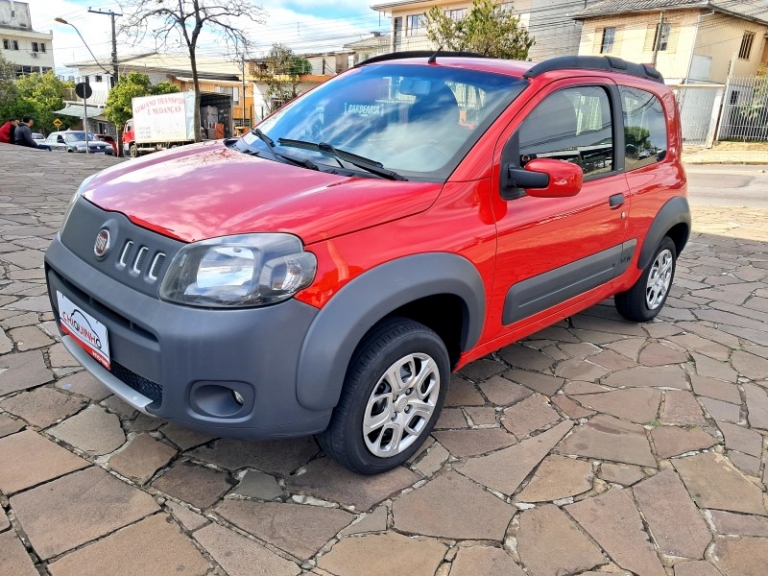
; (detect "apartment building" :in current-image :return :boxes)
[0,0,54,77]
[574,0,768,83]
[371,0,587,61]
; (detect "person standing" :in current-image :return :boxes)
[0,118,18,144]
[14,117,42,148]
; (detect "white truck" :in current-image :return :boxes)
[123,91,233,157]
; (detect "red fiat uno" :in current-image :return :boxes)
[46,53,689,474]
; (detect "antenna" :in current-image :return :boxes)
[428,45,444,64]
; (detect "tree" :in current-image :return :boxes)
[255,44,312,114]
[425,0,534,60]
[14,71,72,133]
[103,72,180,139]
[119,0,265,142]
[0,53,17,114]
[0,69,73,134]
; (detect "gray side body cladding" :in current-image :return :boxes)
[296,253,486,411]
[638,196,691,269]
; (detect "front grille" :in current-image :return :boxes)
[110,361,163,404]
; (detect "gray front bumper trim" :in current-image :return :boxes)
[61,335,155,415]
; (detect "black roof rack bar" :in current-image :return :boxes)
[524,55,664,84]
[358,50,488,67]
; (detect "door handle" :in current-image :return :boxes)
[609,193,625,209]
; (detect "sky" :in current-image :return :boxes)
[24,0,390,72]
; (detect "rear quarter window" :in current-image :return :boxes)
[621,87,668,171]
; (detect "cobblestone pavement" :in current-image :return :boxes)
[2,144,768,576]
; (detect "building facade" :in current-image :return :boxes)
[0,0,54,76]
[574,0,768,83]
[371,0,586,61]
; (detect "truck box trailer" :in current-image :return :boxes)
[123,91,233,156]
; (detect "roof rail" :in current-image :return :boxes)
[524,56,664,84]
[358,50,488,67]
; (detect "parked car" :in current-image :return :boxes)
[95,134,118,155]
[45,53,690,475]
[46,131,114,155]
[31,132,45,143]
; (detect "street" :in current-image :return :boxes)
[687,164,768,208]
[2,145,768,576]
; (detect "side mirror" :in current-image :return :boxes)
[506,158,583,199]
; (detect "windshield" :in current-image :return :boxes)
[64,132,96,142]
[242,63,527,180]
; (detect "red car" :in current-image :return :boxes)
[95,134,118,155]
[45,53,689,474]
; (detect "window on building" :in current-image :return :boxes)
[518,86,614,178]
[233,87,239,104]
[94,75,103,83]
[600,27,616,54]
[40,43,46,53]
[406,13,425,36]
[497,2,515,12]
[3,39,19,50]
[653,23,671,51]
[730,90,740,105]
[739,31,755,60]
[446,8,467,21]
[621,86,667,171]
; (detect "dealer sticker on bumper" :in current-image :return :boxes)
[57,291,111,369]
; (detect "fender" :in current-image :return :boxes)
[296,253,486,411]
[637,196,691,269]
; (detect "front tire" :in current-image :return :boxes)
[615,236,677,322]
[318,318,449,475]
[129,143,138,158]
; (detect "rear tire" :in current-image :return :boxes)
[318,317,449,475]
[615,236,677,322]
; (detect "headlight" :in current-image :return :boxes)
[60,174,97,233]
[160,233,317,308]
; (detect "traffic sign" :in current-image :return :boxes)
[75,82,92,100]
[52,118,62,128]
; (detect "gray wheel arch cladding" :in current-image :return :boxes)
[295,253,486,411]
[637,196,691,270]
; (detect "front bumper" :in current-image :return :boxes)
[45,236,332,439]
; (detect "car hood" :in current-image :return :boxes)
[83,141,442,244]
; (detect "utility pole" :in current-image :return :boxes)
[88,8,125,156]
[88,8,121,87]
[242,54,247,130]
[651,12,665,68]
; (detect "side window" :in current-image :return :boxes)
[620,87,667,171]
[519,86,613,178]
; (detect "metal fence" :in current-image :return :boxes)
[669,84,724,147]
[717,75,768,142]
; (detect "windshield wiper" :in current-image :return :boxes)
[250,128,319,171]
[277,138,407,181]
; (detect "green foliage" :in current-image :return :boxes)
[256,44,312,113]
[103,72,180,130]
[625,126,651,149]
[425,0,534,60]
[0,53,17,112]
[0,64,73,134]
[151,81,180,95]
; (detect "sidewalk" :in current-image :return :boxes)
[2,146,768,576]
[684,143,768,165]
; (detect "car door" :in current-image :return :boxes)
[490,77,632,334]
[47,133,64,152]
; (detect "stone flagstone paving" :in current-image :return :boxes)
[3,145,768,575]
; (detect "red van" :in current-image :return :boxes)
[46,53,689,474]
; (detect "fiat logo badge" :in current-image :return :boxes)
[94,228,111,258]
